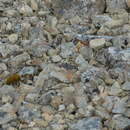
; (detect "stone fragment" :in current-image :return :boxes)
[19,66,35,76]
[19,5,33,16]
[122,82,130,90]
[112,114,130,129]
[89,38,106,49]
[126,0,130,7]
[0,103,17,125]
[0,43,21,57]
[112,97,127,114]
[106,0,126,11]
[10,52,30,67]
[8,34,18,44]
[69,117,102,130]
[31,0,38,11]
[51,55,62,62]
[109,81,122,95]
[60,42,75,58]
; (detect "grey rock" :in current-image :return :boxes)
[112,114,130,129]
[19,4,33,16]
[122,82,130,90]
[79,46,93,61]
[109,81,122,96]
[81,67,99,82]
[10,52,30,67]
[49,0,105,19]
[112,97,127,114]
[18,106,41,122]
[106,0,126,11]
[0,85,15,95]
[92,15,112,28]
[19,66,35,76]
[0,43,22,57]
[69,117,102,130]
[51,55,62,63]
[89,38,106,49]
[60,42,75,58]
[103,96,120,112]
[0,103,17,125]
[8,34,18,44]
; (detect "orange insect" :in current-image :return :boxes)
[5,73,21,85]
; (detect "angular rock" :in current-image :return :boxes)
[109,81,122,96]
[69,117,102,130]
[89,38,106,49]
[8,34,18,44]
[112,114,130,129]
[122,82,130,90]
[106,0,126,11]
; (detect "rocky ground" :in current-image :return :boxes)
[1,0,130,130]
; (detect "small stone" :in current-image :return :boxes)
[0,103,17,125]
[95,107,110,120]
[122,81,130,90]
[33,119,48,127]
[25,93,39,103]
[69,117,102,130]
[10,52,30,67]
[126,0,130,8]
[2,95,12,104]
[112,97,127,114]
[51,55,62,62]
[47,16,58,28]
[0,85,15,95]
[42,112,53,122]
[104,19,124,29]
[58,104,65,111]
[0,43,21,57]
[51,96,63,108]
[8,34,18,44]
[89,38,106,49]
[79,47,93,61]
[31,0,38,11]
[0,63,7,72]
[19,5,33,16]
[19,66,35,76]
[109,81,122,95]
[50,71,69,83]
[112,114,130,129]
[69,15,82,25]
[60,42,75,58]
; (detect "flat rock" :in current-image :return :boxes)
[69,117,102,130]
[122,82,130,90]
[112,114,130,129]
[89,38,106,50]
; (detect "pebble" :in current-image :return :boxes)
[69,117,102,130]
[51,55,62,62]
[8,34,18,44]
[126,0,130,8]
[19,4,33,16]
[89,38,106,49]
[112,114,130,129]
[109,81,122,95]
[122,81,130,90]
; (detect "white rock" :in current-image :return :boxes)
[19,5,33,16]
[50,71,69,83]
[47,16,58,28]
[89,38,106,49]
[109,81,122,95]
[31,0,38,11]
[126,0,130,8]
[52,55,62,62]
[8,34,18,44]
